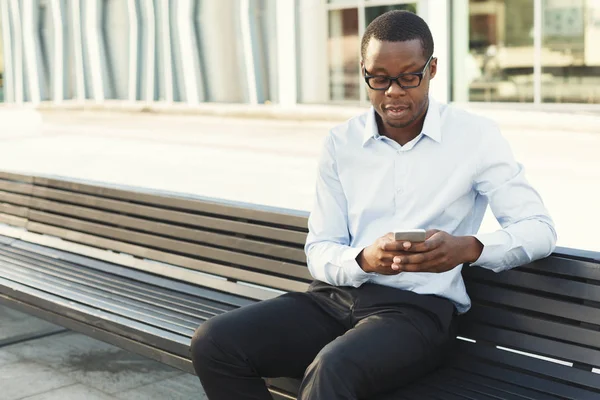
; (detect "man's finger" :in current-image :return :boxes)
[382,240,405,252]
[425,229,441,239]
[394,249,441,265]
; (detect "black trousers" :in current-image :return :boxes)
[190,281,457,400]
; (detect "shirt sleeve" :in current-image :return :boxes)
[304,134,373,287]
[472,123,557,272]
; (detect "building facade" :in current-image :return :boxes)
[1,0,599,106]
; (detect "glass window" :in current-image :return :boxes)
[328,8,360,102]
[541,0,600,103]
[365,3,417,26]
[467,0,535,102]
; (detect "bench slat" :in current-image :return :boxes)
[467,282,600,327]
[0,203,29,218]
[397,385,459,400]
[8,240,255,308]
[465,267,600,303]
[424,378,511,400]
[31,187,307,245]
[0,247,235,315]
[457,341,600,392]
[0,255,213,324]
[29,197,307,264]
[0,171,35,183]
[11,238,280,303]
[432,369,561,400]
[0,265,198,336]
[554,247,600,263]
[23,222,310,293]
[34,177,309,230]
[522,257,600,281]
[0,281,192,357]
[0,213,27,227]
[461,321,600,368]
[452,359,595,400]
[464,304,600,349]
[27,210,312,281]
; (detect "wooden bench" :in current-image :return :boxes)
[0,170,599,399]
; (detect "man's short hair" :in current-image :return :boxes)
[361,10,434,61]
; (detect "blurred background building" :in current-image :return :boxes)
[0,0,599,107]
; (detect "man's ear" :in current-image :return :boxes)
[429,57,438,80]
[360,60,365,76]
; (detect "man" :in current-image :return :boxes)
[190,10,556,400]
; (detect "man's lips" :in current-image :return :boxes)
[384,105,409,117]
[385,105,409,111]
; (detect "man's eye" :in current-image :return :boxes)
[400,75,419,84]
[371,77,389,85]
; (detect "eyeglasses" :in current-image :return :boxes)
[363,55,434,91]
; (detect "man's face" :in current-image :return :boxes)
[361,38,436,130]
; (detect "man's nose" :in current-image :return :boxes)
[385,80,407,97]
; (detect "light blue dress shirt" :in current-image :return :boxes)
[304,98,557,313]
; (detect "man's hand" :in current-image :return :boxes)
[391,230,483,273]
[356,233,402,275]
[356,232,408,275]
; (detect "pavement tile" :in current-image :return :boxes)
[0,361,75,400]
[0,348,21,366]
[0,305,63,346]
[115,374,207,400]
[19,384,118,400]
[4,332,123,373]
[5,331,181,395]
[63,345,182,395]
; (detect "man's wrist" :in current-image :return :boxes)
[356,249,372,273]
[463,236,484,263]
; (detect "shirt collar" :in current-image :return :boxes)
[362,98,442,146]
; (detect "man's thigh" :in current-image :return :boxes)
[312,310,455,397]
[192,291,346,378]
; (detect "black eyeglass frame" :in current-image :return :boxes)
[363,55,435,91]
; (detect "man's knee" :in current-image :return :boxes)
[304,343,356,384]
[190,315,236,368]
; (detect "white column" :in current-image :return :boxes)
[275,0,297,106]
[200,0,242,103]
[533,0,542,104]
[85,0,105,102]
[142,0,156,102]
[358,0,367,105]
[22,0,43,104]
[158,0,173,102]
[451,0,469,103]
[71,0,86,101]
[297,0,328,104]
[1,1,15,103]
[49,0,64,103]
[127,0,139,102]
[418,0,450,104]
[240,0,258,104]
[8,0,23,103]
[175,0,203,104]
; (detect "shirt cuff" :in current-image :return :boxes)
[472,230,511,269]
[341,247,373,287]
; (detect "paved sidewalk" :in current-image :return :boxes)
[0,305,206,400]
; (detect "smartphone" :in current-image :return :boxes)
[394,229,426,242]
